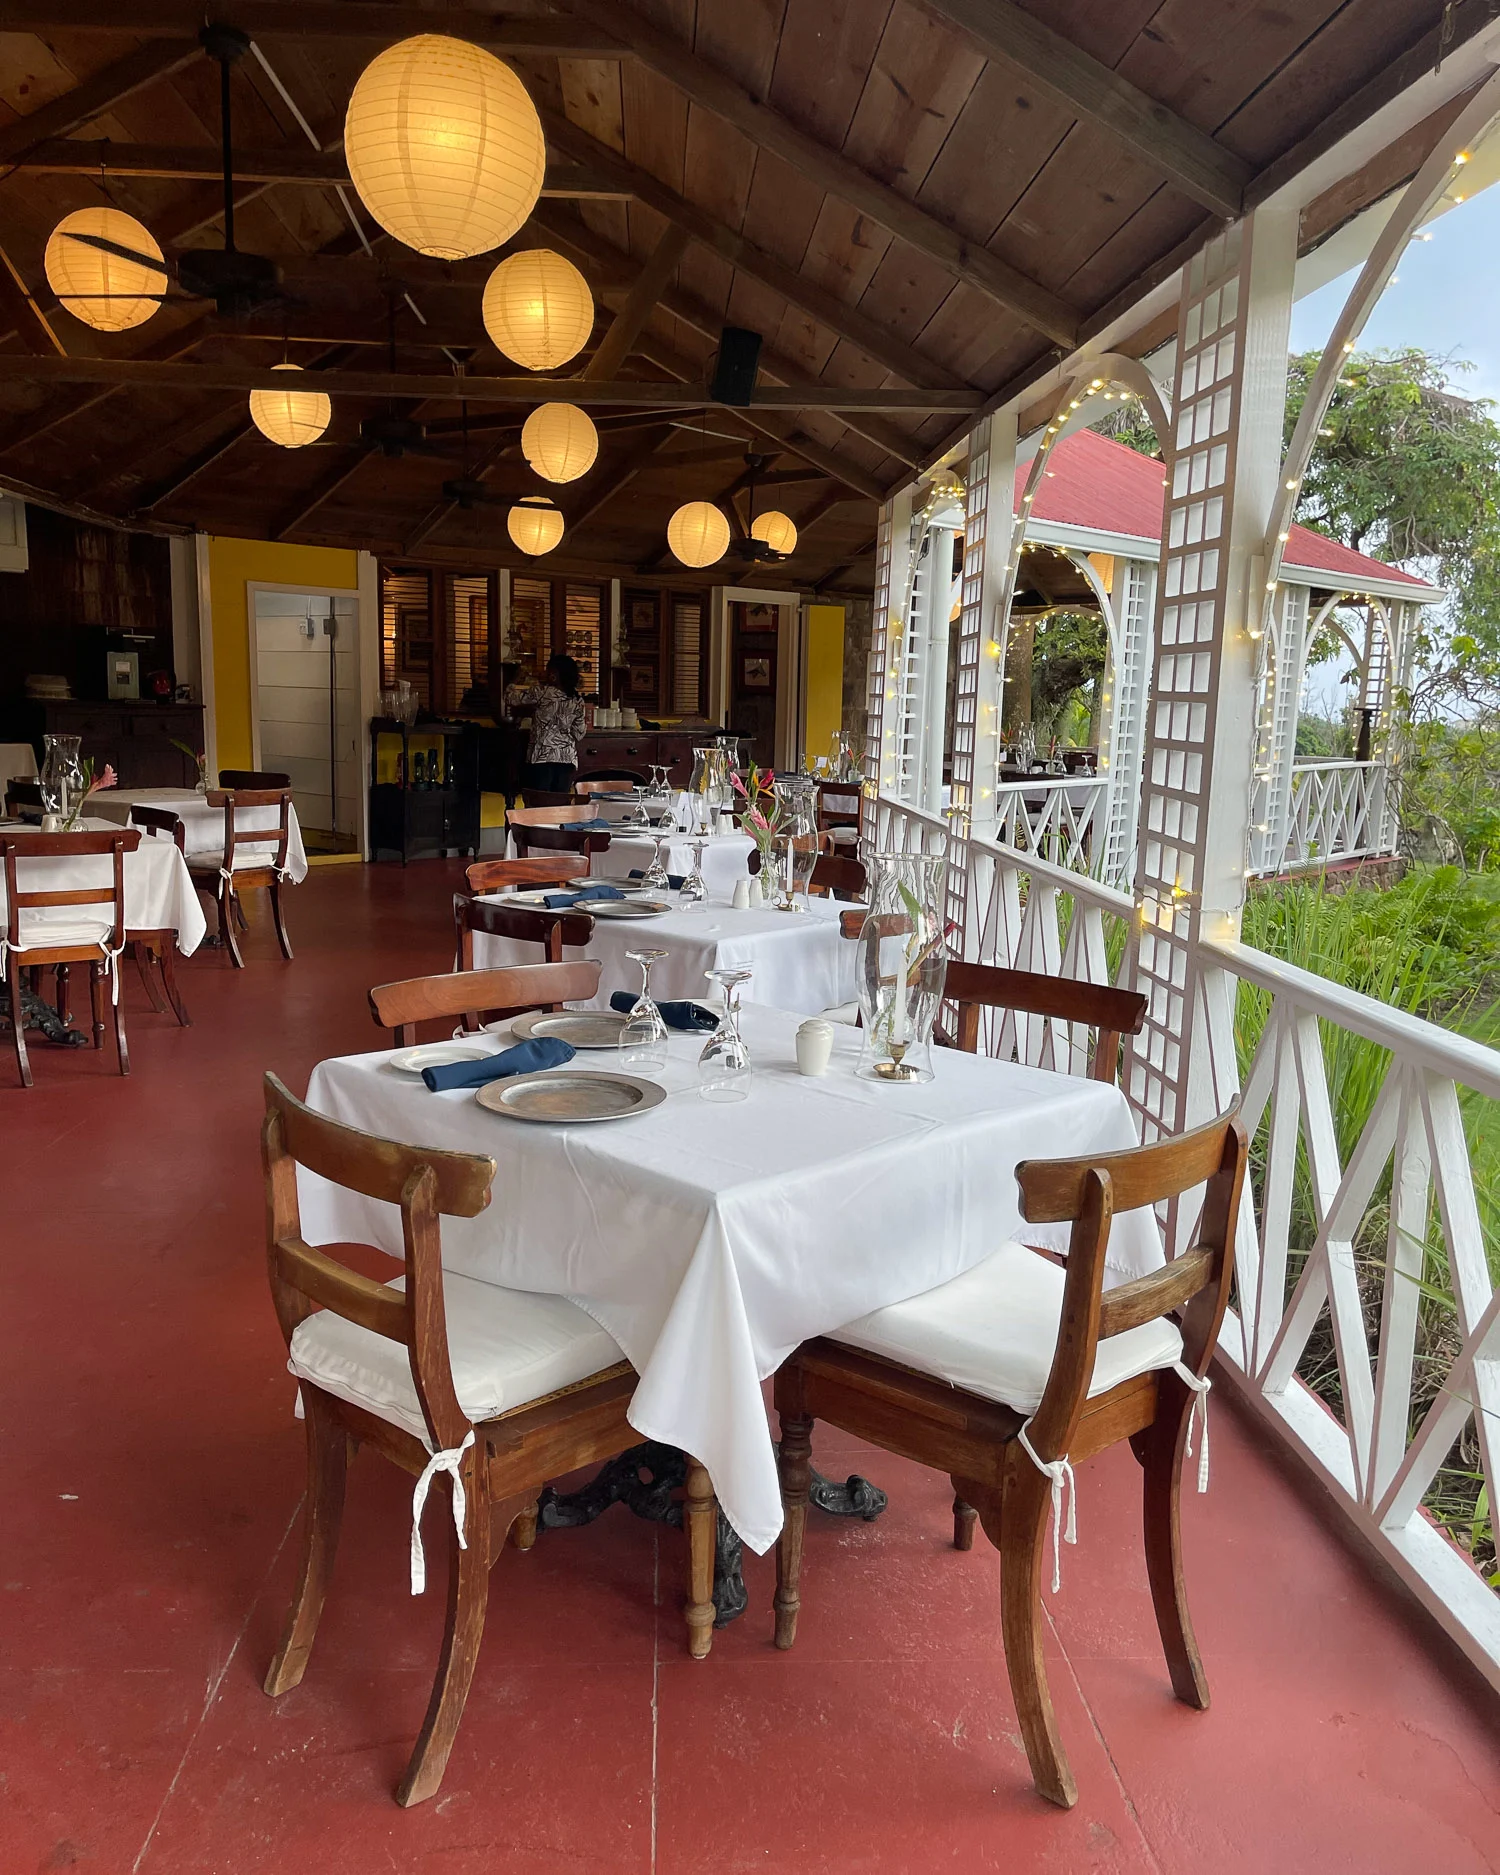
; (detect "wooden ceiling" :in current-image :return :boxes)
[0,0,1476,592]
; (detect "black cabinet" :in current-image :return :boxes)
[368,718,480,864]
[33,700,205,787]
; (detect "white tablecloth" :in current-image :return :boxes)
[87,788,309,883]
[592,829,757,896]
[298,1005,1161,1554]
[0,743,37,787]
[0,817,207,953]
[472,888,859,1016]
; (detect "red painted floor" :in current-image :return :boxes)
[4,860,1499,1875]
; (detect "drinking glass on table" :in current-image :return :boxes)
[627,784,652,829]
[698,965,753,1102]
[619,948,670,1072]
[642,835,672,891]
[678,838,708,906]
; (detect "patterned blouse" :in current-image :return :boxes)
[506,683,587,767]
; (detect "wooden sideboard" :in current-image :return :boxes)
[574,727,719,786]
[31,700,205,788]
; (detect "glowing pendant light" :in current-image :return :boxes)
[482,249,593,370]
[751,510,798,555]
[248,363,331,448]
[44,207,164,332]
[508,496,564,556]
[522,402,598,483]
[343,34,545,260]
[667,500,730,569]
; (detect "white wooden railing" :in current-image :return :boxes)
[992,775,1111,881]
[871,792,1500,1689]
[1251,759,1394,874]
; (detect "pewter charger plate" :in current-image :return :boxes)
[509,1009,630,1049]
[475,1069,666,1123]
[589,898,672,919]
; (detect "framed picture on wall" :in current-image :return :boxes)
[740,653,773,691]
[628,662,657,696]
[629,597,657,637]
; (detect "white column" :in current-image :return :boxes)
[863,489,914,847]
[1256,580,1309,873]
[915,525,956,812]
[1099,554,1156,890]
[1127,206,1299,1146]
[951,412,1016,837]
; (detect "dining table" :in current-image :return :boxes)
[297,1004,1163,1559]
[87,787,310,883]
[471,885,860,1017]
[0,815,207,954]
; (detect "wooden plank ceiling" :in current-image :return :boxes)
[0,0,1472,592]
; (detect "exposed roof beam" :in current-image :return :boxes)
[567,425,676,535]
[0,313,214,453]
[0,240,67,355]
[536,118,974,394]
[558,0,1080,344]
[10,141,630,199]
[0,355,980,412]
[272,447,374,541]
[131,415,254,512]
[0,42,200,167]
[917,0,1249,217]
[582,225,690,383]
[1,3,628,57]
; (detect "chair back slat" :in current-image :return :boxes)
[808,853,867,900]
[464,856,589,894]
[506,804,583,826]
[219,768,290,790]
[275,1235,411,1340]
[454,893,594,970]
[206,787,293,875]
[512,822,611,859]
[943,960,1145,1083]
[369,960,602,1046]
[1017,1109,1237,1221]
[2,830,136,952]
[131,804,186,849]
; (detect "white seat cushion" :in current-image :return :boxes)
[831,1239,1182,1417]
[289,1270,626,1445]
[12,916,112,954]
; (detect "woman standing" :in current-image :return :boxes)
[506,652,588,794]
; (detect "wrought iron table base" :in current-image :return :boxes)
[536,1441,887,1627]
[0,985,89,1046]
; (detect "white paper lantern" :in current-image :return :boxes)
[751,509,798,555]
[483,249,593,370]
[522,402,598,483]
[44,207,164,332]
[344,34,545,260]
[248,363,331,448]
[508,498,564,556]
[667,500,730,568]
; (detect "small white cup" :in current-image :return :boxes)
[795,1018,835,1077]
[747,875,764,907]
[731,878,752,910]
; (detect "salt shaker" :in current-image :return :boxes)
[795,1018,835,1077]
[747,874,764,907]
[731,877,752,910]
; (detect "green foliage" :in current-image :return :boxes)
[1294,712,1354,760]
[1399,717,1500,870]
[1027,608,1107,745]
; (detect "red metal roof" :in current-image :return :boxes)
[1018,426,1437,593]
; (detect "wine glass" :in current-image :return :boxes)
[653,763,676,828]
[642,835,672,891]
[698,966,753,1102]
[678,838,708,905]
[628,784,651,828]
[618,948,670,1072]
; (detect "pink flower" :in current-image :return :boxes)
[730,771,749,798]
[747,807,768,831]
[86,764,117,796]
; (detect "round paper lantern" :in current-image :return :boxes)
[343,34,545,260]
[667,500,730,568]
[44,207,164,332]
[522,402,598,483]
[751,509,798,555]
[482,249,593,369]
[507,498,564,556]
[248,363,331,448]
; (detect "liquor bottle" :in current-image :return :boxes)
[412,749,426,789]
[445,745,457,788]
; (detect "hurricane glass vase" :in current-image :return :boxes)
[856,852,949,1084]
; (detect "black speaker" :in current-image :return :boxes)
[709,326,762,405]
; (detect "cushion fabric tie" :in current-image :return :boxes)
[1172,1362,1212,1493]
[409,1429,475,1596]
[1016,1422,1076,1595]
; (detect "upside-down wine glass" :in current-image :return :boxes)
[618,947,670,1073]
[698,965,753,1101]
[642,835,672,891]
[678,838,708,905]
[628,784,652,828]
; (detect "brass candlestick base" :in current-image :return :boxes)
[872,1041,921,1082]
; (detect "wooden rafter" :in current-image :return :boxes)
[582,226,690,383]
[272,447,373,541]
[0,355,980,412]
[535,118,973,395]
[131,415,254,512]
[11,141,630,200]
[918,0,1249,217]
[559,0,1080,345]
[566,425,676,534]
[0,315,210,454]
[0,241,67,356]
[0,41,201,166]
[1,2,628,56]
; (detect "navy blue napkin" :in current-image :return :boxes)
[561,819,611,833]
[422,1035,576,1092]
[628,867,686,889]
[540,882,627,909]
[609,991,718,1031]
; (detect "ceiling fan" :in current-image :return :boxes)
[355,307,471,460]
[59,25,298,320]
[726,454,792,563]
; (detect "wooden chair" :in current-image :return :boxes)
[941,960,1146,1084]
[453,893,594,977]
[464,856,590,896]
[260,1073,669,1805]
[510,819,612,862]
[506,804,593,828]
[772,1111,1247,1809]
[816,779,862,847]
[575,773,645,794]
[369,958,602,1047]
[187,787,295,968]
[5,780,44,822]
[2,829,137,1086]
[218,767,291,789]
[519,786,576,808]
[126,804,192,1026]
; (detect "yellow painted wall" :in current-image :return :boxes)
[207,537,359,772]
[804,603,846,766]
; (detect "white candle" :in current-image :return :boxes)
[890,969,909,1045]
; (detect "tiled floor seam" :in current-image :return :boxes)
[129,1498,303,1874]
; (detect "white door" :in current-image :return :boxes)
[253,589,360,848]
